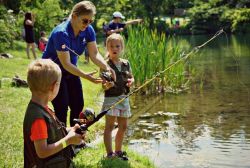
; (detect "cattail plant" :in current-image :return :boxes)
[123,26,193,94]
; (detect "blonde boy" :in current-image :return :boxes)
[23,59,84,168]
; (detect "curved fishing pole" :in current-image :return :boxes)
[74,29,225,133]
[62,44,81,58]
[61,44,98,72]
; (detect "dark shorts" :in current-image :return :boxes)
[25,32,35,43]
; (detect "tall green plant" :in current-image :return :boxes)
[124,26,190,94]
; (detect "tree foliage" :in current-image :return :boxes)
[1,0,250,51]
[0,5,18,52]
[33,0,64,36]
[1,0,21,14]
[222,8,250,33]
[19,0,64,40]
[188,0,250,33]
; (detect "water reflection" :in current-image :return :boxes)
[127,35,250,168]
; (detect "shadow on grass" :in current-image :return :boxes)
[74,157,131,168]
[98,157,131,168]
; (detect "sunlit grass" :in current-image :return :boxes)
[0,41,155,167]
[74,144,155,168]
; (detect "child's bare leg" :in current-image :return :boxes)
[104,115,116,155]
[115,117,128,152]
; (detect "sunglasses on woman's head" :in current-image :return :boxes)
[81,18,93,25]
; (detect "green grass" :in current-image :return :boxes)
[0,41,155,167]
[74,144,155,168]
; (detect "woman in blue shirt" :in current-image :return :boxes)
[43,1,114,126]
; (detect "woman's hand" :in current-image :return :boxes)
[85,71,103,84]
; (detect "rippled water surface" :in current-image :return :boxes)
[127,34,250,168]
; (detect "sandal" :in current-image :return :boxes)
[115,151,128,161]
[106,152,116,159]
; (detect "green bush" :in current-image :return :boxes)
[34,0,65,33]
[188,3,228,34]
[188,2,250,34]
[0,5,18,52]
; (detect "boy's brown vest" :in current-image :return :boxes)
[23,101,74,168]
[105,59,131,97]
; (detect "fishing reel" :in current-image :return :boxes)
[121,71,132,79]
[74,108,95,125]
[100,71,114,82]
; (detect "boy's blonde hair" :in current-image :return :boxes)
[27,59,61,94]
[71,1,96,17]
[106,33,125,53]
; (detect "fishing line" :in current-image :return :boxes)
[74,29,225,131]
[57,44,98,72]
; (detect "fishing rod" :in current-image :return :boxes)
[66,29,225,134]
[61,44,98,72]
[62,44,82,58]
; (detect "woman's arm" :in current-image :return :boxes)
[26,14,35,26]
[87,42,109,70]
[87,42,116,81]
[25,19,34,26]
[57,50,102,83]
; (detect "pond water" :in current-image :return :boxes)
[127,34,250,168]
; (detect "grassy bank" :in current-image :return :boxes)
[0,41,155,167]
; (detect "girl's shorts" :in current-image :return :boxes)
[104,107,131,118]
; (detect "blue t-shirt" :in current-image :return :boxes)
[42,19,96,67]
[105,21,126,36]
[108,21,126,30]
